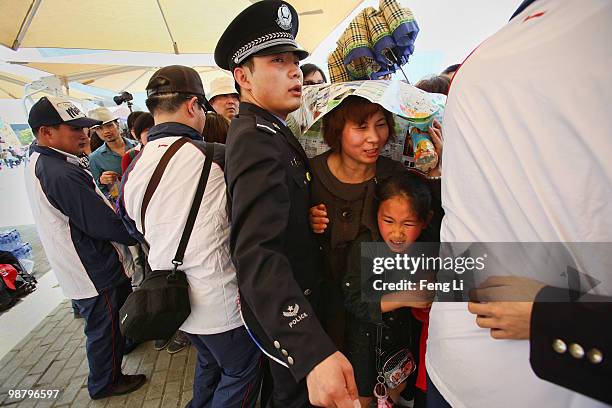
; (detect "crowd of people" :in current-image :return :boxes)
[21,0,610,407]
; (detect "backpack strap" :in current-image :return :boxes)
[171,142,215,267]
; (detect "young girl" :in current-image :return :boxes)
[343,172,434,408]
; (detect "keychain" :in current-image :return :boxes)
[374,325,394,407]
[374,375,393,407]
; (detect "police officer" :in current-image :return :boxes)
[215,1,358,407]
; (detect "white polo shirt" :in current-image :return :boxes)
[427,0,612,407]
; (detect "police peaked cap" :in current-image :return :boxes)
[215,0,309,71]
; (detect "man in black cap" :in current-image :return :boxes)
[215,2,358,407]
[119,65,263,408]
[24,96,145,400]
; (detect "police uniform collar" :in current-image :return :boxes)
[147,122,203,143]
[238,102,287,128]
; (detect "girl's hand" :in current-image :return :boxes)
[404,301,432,309]
[427,119,443,178]
[309,204,329,234]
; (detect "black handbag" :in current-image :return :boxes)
[119,137,214,342]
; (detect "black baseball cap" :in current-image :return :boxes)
[146,65,206,98]
[28,96,102,129]
[214,0,309,71]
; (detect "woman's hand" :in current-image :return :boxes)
[309,203,329,234]
[427,119,443,178]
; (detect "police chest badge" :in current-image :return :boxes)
[276,5,292,30]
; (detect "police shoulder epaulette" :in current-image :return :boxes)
[255,117,277,134]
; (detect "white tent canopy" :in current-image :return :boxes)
[9,62,232,94]
[1,1,363,54]
[0,69,98,100]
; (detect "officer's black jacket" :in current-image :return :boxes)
[225,102,337,381]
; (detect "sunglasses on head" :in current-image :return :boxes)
[182,94,208,110]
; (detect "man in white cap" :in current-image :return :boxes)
[25,96,145,400]
[88,107,137,198]
[207,76,240,121]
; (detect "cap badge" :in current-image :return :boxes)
[56,101,83,119]
[276,5,292,30]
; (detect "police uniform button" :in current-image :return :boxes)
[319,246,323,251]
[287,356,294,365]
[274,341,281,349]
[345,282,350,287]
[569,343,585,359]
[552,339,567,354]
[303,288,311,296]
[587,348,603,364]
[281,349,288,357]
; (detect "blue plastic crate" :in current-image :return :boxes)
[12,242,33,261]
[0,229,22,252]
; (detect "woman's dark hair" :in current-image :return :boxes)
[321,96,395,152]
[300,63,327,84]
[375,172,432,222]
[89,129,104,152]
[203,112,230,144]
[415,75,450,95]
[133,112,154,142]
[127,111,144,130]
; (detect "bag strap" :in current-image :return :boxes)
[141,137,189,235]
[172,142,215,267]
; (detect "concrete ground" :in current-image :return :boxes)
[0,300,197,408]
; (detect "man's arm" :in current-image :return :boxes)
[530,287,612,405]
[88,153,104,190]
[44,166,136,245]
[468,279,612,404]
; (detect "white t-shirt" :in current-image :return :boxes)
[427,0,612,407]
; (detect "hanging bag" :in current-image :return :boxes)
[119,138,214,342]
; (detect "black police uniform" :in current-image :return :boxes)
[216,2,337,405]
[215,1,338,406]
[224,102,337,406]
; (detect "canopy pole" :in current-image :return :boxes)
[12,0,43,50]
[62,66,147,83]
[0,87,18,99]
[0,73,28,87]
[156,0,180,54]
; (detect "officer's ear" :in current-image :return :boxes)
[233,65,253,95]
